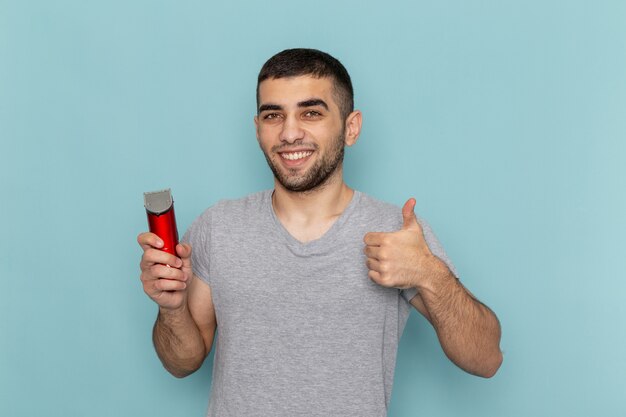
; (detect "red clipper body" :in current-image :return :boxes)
[144,189,179,256]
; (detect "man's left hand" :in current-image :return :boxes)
[363,198,442,290]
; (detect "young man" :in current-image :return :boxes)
[138,48,502,416]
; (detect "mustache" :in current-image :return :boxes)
[271,141,319,153]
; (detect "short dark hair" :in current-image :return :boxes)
[257,48,354,120]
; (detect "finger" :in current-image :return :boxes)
[176,243,192,261]
[367,269,382,284]
[152,278,187,292]
[140,265,183,285]
[401,198,420,231]
[151,264,187,281]
[176,244,194,277]
[366,257,382,272]
[137,232,164,250]
[364,245,381,260]
[141,248,182,269]
[363,232,385,246]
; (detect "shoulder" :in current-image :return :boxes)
[353,191,403,232]
[357,192,401,216]
[354,191,435,236]
[185,190,271,234]
[195,190,270,219]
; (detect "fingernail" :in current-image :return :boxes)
[156,239,163,247]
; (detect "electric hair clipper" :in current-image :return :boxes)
[144,188,179,256]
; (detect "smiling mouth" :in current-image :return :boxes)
[279,151,314,161]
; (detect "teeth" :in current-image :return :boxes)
[281,151,313,161]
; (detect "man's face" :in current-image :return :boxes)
[255,76,348,193]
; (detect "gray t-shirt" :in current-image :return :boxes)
[183,190,455,417]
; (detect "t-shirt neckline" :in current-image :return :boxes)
[264,189,362,256]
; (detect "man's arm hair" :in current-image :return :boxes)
[410,263,502,378]
[153,276,217,378]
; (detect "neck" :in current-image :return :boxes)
[272,168,354,240]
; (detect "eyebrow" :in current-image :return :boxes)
[258,103,282,113]
[298,98,329,110]
[258,98,329,114]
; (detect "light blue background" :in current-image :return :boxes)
[1,1,625,416]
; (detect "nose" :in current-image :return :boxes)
[279,115,305,144]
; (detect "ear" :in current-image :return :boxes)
[254,115,260,142]
[343,110,362,147]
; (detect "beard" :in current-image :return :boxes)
[261,132,345,193]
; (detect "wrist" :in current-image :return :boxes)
[158,302,189,322]
[414,254,452,294]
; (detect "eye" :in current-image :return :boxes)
[303,110,322,118]
[263,112,283,120]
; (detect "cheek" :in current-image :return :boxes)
[258,123,281,138]
[257,130,279,153]
[256,126,272,144]
[310,123,340,140]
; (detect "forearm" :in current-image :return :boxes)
[153,304,207,378]
[418,258,502,378]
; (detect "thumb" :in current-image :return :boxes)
[176,243,193,267]
[401,198,420,231]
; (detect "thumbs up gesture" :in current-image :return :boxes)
[363,198,441,290]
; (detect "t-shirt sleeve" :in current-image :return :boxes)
[181,208,212,286]
[401,216,458,303]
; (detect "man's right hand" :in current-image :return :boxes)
[138,232,194,311]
